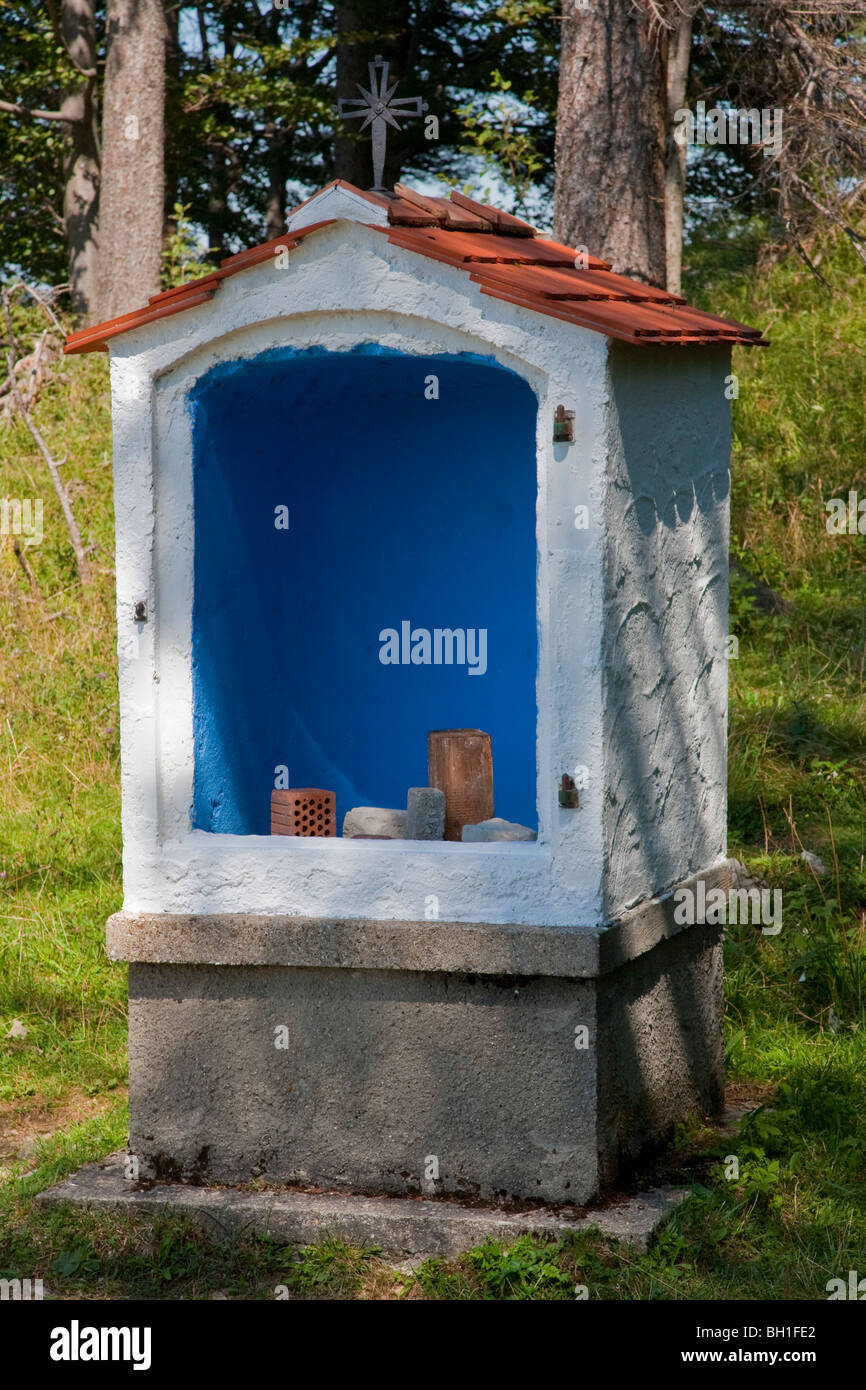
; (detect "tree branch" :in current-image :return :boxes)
[0,97,83,123]
[2,286,91,585]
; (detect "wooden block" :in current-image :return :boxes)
[270,788,336,837]
[427,729,494,842]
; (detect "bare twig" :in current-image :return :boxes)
[24,331,51,411]
[2,285,91,585]
[12,539,40,593]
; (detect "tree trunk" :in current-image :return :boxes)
[554,0,668,286]
[264,120,288,240]
[162,0,180,242]
[60,0,100,324]
[334,0,412,190]
[664,7,692,295]
[98,0,165,321]
[334,0,380,187]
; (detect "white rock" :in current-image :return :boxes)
[461,817,537,843]
[342,807,407,839]
[730,859,768,891]
[800,849,827,876]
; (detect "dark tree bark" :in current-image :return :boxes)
[554,0,668,286]
[335,0,379,187]
[334,0,412,190]
[264,119,289,240]
[98,0,166,320]
[163,0,181,232]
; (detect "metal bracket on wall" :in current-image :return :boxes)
[553,405,575,443]
[559,773,580,808]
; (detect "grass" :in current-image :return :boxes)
[0,337,125,1140]
[1,228,865,1298]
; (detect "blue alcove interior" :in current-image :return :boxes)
[188,344,539,836]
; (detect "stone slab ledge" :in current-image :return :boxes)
[106,860,732,979]
[37,1152,690,1258]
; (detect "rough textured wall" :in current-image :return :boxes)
[602,345,731,917]
[595,921,725,1186]
[127,962,600,1203]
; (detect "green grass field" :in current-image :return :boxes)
[1,233,865,1299]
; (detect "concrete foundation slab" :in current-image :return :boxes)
[37,1152,690,1257]
[106,869,729,1205]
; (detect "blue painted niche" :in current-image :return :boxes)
[189,345,538,835]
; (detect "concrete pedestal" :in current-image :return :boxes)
[108,866,727,1205]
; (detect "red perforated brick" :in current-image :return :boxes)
[271,788,336,837]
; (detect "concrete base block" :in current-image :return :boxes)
[116,902,724,1205]
[37,1152,691,1257]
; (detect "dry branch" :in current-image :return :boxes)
[1,284,91,585]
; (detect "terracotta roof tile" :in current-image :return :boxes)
[448,189,537,237]
[65,179,767,354]
[393,183,493,230]
[65,221,332,354]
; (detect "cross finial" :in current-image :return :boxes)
[337,54,428,193]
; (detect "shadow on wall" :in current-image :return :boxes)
[188,345,539,836]
[603,345,732,918]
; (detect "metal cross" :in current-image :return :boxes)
[337,55,428,193]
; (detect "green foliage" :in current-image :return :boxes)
[0,308,124,1112]
[278,1239,383,1297]
[462,1234,577,1299]
[161,203,207,288]
[0,0,562,288]
[0,1,80,287]
[456,69,546,213]
[685,227,866,1039]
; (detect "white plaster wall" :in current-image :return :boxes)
[601,344,731,917]
[109,217,609,926]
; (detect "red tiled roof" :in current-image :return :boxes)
[65,180,767,355]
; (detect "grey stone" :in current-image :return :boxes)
[342,806,407,839]
[461,817,537,842]
[104,861,735,978]
[406,787,445,841]
[800,849,827,876]
[37,1151,691,1257]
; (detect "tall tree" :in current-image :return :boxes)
[553,1,866,290]
[554,0,668,285]
[0,0,101,320]
[97,0,165,319]
[334,0,412,188]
